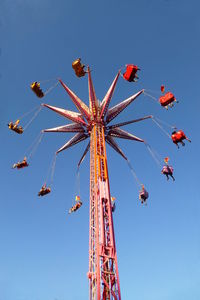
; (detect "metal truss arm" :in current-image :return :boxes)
[43,123,85,133]
[100,71,121,119]
[88,68,98,119]
[42,103,87,126]
[107,115,152,130]
[59,79,91,121]
[106,90,144,124]
[107,127,144,142]
[78,141,90,167]
[56,133,89,154]
[106,135,128,160]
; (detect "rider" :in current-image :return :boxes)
[8,120,23,134]
[72,58,87,77]
[161,165,175,181]
[171,130,191,148]
[139,185,149,205]
[111,197,116,212]
[30,82,44,98]
[12,157,28,169]
[38,183,51,196]
[69,200,82,214]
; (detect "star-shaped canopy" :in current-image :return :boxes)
[42,68,151,164]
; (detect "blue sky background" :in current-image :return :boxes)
[0,1,200,299]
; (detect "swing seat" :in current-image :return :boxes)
[8,123,23,134]
[38,187,51,196]
[72,58,86,77]
[18,161,28,169]
[159,92,175,107]
[72,58,82,70]
[30,82,44,98]
[171,130,186,143]
[13,161,29,169]
[74,201,82,211]
[75,68,86,77]
[12,126,23,134]
[69,201,82,214]
[112,202,116,212]
[162,165,173,175]
[139,190,148,201]
[123,64,139,82]
[8,121,24,134]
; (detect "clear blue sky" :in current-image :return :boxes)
[1,1,200,299]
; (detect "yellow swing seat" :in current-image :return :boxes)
[30,82,44,98]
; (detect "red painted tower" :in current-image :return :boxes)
[42,68,147,299]
[88,124,121,299]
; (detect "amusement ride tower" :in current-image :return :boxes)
[41,68,148,300]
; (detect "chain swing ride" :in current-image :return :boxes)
[8,59,191,300]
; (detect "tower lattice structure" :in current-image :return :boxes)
[88,124,120,299]
[42,68,149,299]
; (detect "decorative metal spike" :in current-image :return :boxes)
[88,67,98,119]
[106,135,127,160]
[108,127,144,142]
[106,90,144,123]
[59,79,91,121]
[107,115,152,129]
[100,71,121,119]
[42,103,87,126]
[56,133,88,154]
[43,123,85,133]
[78,141,90,167]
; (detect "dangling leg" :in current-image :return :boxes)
[180,141,185,146]
[166,174,169,181]
[170,174,175,181]
[175,142,179,149]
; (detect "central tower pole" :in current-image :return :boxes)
[88,123,121,300]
